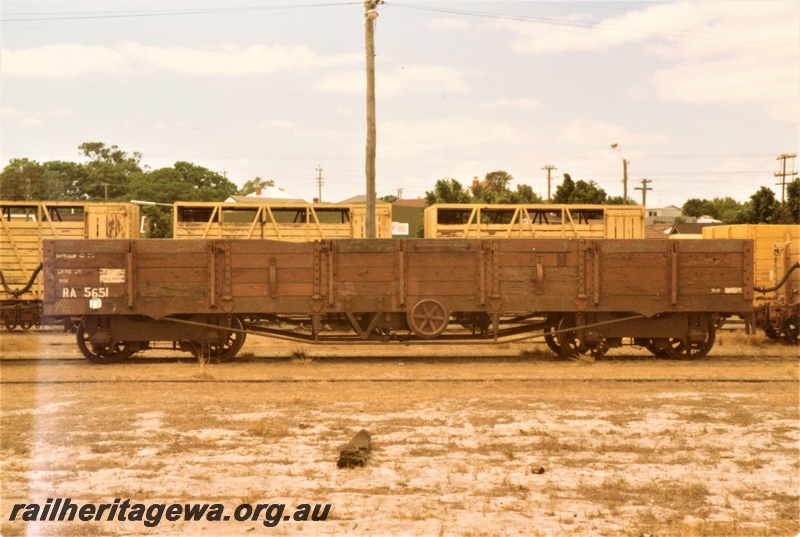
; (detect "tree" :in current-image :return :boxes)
[743,187,780,224]
[497,184,542,204]
[552,174,607,204]
[484,170,513,193]
[238,177,275,196]
[379,194,398,203]
[0,159,47,200]
[425,178,472,205]
[682,197,744,223]
[127,162,237,237]
[552,174,575,203]
[683,198,717,218]
[78,142,144,200]
[783,178,799,224]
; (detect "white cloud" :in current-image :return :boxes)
[424,17,471,31]
[1,42,361,78]
[381,117,523,156]
[481,98,540,110]
[316,64,472,95]
[555,119,670,148]
[2,44,129,77]
[501,1,799,123]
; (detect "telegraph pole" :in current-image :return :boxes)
[542,165,556,202]
[622,159,629,204]
[610,144,629,204]
[635,178,653,207]
[774,153,797,224]
[364,1,382,238]
[316,165,324,203]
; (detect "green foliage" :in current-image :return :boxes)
[552,173,607,204]
[0,159,46,200]
[78,142,143,200]
[741,187,780,224]
[0,142,241,238]
[784,178,799,224]
[425,178,473,205]
[682,197,744,223]
[379,194,398,203]
[428,171,541,206]
[484,170,513,193]
[238,177,275,196]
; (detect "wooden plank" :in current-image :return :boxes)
[406,265,476,282]
[138,284,207,298]
[231,251,316,267]
[138,267,207,284]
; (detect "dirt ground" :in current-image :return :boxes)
[1,330,798,536]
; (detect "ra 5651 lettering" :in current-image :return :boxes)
[62,287,109,298]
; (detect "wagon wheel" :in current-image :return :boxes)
[663,325,716,360]
[763,325,780,340]
[556,314,585,359]
[190,315,247,362]
[4,320,17,331]
[76,323,138,364]
[556,314,607,360]
[20,320,33,331]
[644,340,668,358]
[783,315,798,344]
[407,299,449,339]
[543,316,565,356]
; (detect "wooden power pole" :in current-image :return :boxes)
[316,165,324,203]
[364,1,382,238]
[774,153,797,224]
[542,165,556,202]
[635,178,653,207]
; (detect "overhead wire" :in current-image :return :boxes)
[389,1,798,49]
[1,2,362,23]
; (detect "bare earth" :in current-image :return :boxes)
[1,330,798,537]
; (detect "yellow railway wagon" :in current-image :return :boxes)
[702,224,799,342]
[424,204,645,239]
[0,201,140,329]
[173,201,393,240]
[701,225,798,291]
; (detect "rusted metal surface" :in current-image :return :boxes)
[0,201,139,330]
[43,237,754,362]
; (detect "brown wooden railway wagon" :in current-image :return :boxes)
[42,237,753,363]
[0,201,140,330]
[173,201,393,240]
[424,204,645,239]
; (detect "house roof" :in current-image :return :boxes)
[225,185,307,204]
[645,224,672,239]
[393,198,427,208]
[225,195,308,204]
[666,223,718,235]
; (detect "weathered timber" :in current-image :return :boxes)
[337,429,372,468]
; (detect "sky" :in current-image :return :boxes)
[1,0,798,208]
